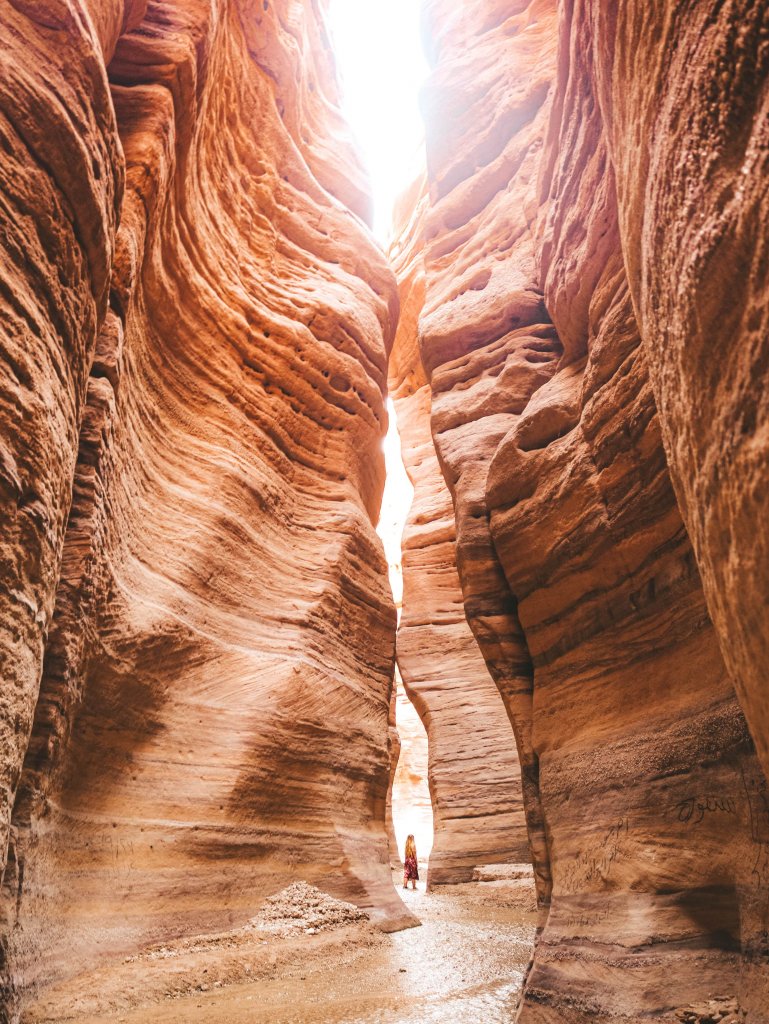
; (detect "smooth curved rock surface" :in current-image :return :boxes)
[389,175,530,887]
[0,0,411,1016]
[413,0,769,1019]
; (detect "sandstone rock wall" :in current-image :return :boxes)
[3,0,769,1020]
[0,0,132,890]
[600,2,769,793]
[0,0,411,1014]
[418,0,561,913]
[414,0,769,1019]
[389,176,530,886]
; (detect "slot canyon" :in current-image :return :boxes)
[0,0,768,1021]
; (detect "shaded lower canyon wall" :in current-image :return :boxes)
[0,0,413,1015]
[400,0,769,1019]
[389,178,530,886]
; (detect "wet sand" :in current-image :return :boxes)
[25,873,537,1023]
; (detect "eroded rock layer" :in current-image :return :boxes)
[604,3,769,794]
[0,0,410,1014]
[389,177,529,886]
[418,0,560,915]
[0,0,133,888]
[412,0,769,1019]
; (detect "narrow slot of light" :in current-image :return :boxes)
[328,0,429,242]
[377,399,413,610]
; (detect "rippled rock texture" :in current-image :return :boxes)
[0,0,410,1014]
[389,178,529,887]
[410,0,769,1019]
[603,2,769,799]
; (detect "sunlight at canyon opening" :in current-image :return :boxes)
[328,0,428,241]
[377,402,434,869]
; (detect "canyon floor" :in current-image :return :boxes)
[24,871,537,1024]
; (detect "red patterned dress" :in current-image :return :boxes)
[404,854,419,881]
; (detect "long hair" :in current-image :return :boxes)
[405,834,417,860]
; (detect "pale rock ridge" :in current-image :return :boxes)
[389,174,530,887]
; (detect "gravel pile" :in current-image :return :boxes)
[471,863,534,882]
[251,881,369,937]
[676,1000,740,1024]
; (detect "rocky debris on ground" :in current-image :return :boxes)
[472,863,534,882]
[675,999,741,1023]
[250,881,369,937]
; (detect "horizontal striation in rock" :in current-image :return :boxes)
[418,0,561,912]
[604,2,769,810]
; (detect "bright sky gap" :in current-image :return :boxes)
[328,2,432,863]
[328,0,429,242]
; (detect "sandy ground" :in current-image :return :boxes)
[23,870,537,1024]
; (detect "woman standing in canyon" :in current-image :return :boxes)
[403,834,419,890]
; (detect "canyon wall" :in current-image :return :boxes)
[411,0,769,1019]
[389,177,530,886]
[0,0,411,1015]
[0,0,139,891]
[602,2,769,791]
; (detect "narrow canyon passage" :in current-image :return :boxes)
[374,401,433,877]
[1,1,768,1023]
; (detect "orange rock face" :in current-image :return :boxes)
[411,0,769,1019]
[0,0,412,1012]
[389,176,530,886]
[0,0,127,890]
[602,3,769,795]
